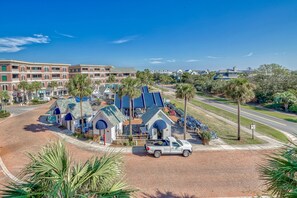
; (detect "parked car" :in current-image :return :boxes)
[145,137,193,158]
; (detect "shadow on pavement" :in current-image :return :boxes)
[132,146,147,156]
[23,124,48,133]
[142,189,198,198]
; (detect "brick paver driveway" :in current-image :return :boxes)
[0,102,273,197]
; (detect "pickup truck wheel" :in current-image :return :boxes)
[154,151,161,158]
[183,150,190,157]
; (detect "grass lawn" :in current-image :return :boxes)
[167,96,264,145]
[198,93,297,123]
[190,99,288,143]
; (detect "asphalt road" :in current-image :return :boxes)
[164,86,297,136]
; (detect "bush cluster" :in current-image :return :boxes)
[0,110,10,118]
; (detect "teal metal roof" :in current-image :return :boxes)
[99,105,126,126]
[67,101,93,119]
[141,106,160,124]
[52,98,76,114]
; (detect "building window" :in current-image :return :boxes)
[2,65,7,71]
[44,67,49,72]
[21,75,25,80]
[12,65,18,69]
[27,67,30,70]
[32,67,42,71]
[32,74,42,78]
[82,68,88,71]
[44,75,50,79]
[2,85,8,91]
[52,74,60,78]
[21,67,25,72]
[12,74,19,78]
[27,74,30,78]
[62,74,67,79]
[53,67,61,71]
[1,75,7,81]
[62,67,67,72]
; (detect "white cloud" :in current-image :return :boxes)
[55,31,75,38]
[149,57,163,61]
[207,56,220,59]
[150,60,163,64]
[186,59,200,62]
[111,35,138,44]
[167,59,176,63]
[0,34,49,53]
[244,52,253,57]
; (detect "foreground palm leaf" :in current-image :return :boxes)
[260,145,297,197]
[1,141,135,197]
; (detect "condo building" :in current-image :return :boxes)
[69,64,136,83]
[0,60,137,103]
[0,60,69,102]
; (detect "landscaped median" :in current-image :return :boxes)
[190,99,288,143]
[165,95,265,145]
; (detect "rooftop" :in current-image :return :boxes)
[0,60,70,66]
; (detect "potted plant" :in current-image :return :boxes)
[200,130,212,145]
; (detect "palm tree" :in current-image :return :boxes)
[67,74,92,133]
[93,80,101,90]
[107,75,116,84]
[260,145,297,197]
[224,78,256,141]
[176,83,196,140]
[274,91,297,112]
[1,141,134,197]
[18,81,28,104]
[121,77,141,136]
[137,69,153,87]
[0,90,10,111]
[31,81,42,98]
[26,83,35,102]
[48,81,58,96]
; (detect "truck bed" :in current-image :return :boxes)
[145,139,169,147]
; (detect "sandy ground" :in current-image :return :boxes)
[0,101,273,197]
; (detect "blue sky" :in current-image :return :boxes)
[0,0,296,70]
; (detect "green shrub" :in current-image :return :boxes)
[200,130,212,140]
[31,99,47,105]
[0,110,10,118]
[289,104,297,113]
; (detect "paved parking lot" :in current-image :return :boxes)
[0,102,274,197]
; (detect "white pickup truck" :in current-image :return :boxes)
[145,137,193,158]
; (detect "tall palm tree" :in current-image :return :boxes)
[274,91,297,112]
[176,83,196,140]
[1,141,134,197]
[27,83,35,102]
[18,81,28,104]
[121,77,141,136]
[67,74,92,133]
[31,81,42,98]
[260,145,297,197]
[137,69,153,87]
[224,78,256,141]
[48,81,58,96]
[0,90,10,111]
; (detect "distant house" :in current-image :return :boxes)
[90,105,127,144]
[140,106,174,140]
[214,66,254,80]
[63,101,93,133]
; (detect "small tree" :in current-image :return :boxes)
[67,74,92,133]
[225,78,256,140]
[0,90,10,110]
[48,81,58,96]
[274,91,297,112]
[121,77,141,136]
[176,83,196,140]
[107,75,116,84]
[31,81,42,98]
[18,81,29,103]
